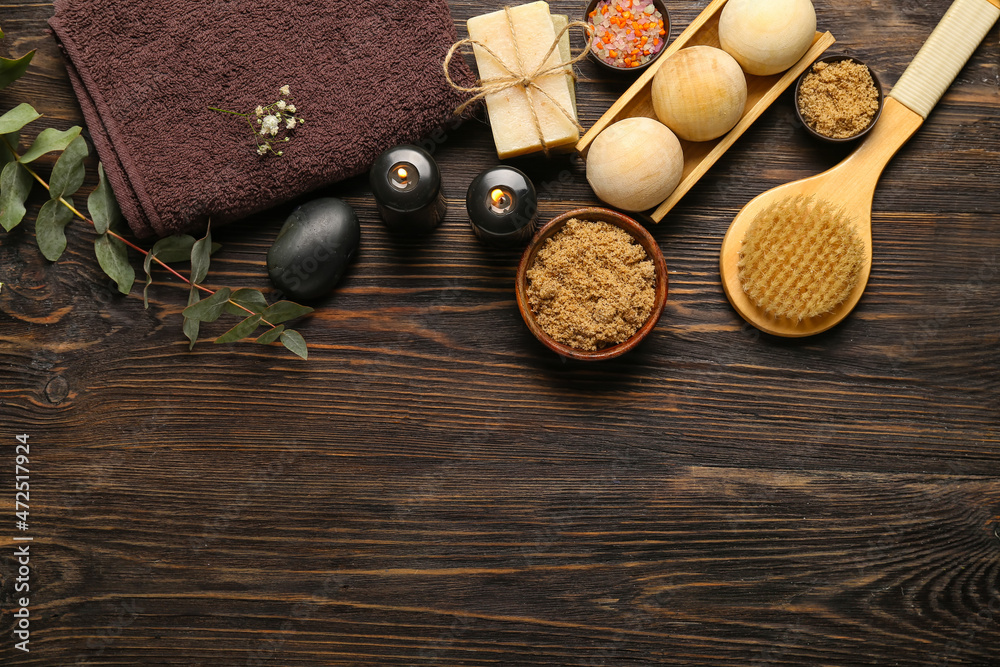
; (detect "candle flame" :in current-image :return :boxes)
[397,167,409,182]
[490,189,506,206]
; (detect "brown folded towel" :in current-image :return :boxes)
[49,0,474,238]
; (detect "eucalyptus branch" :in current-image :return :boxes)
[0,62,313,358]
[2,134,274,324]
[6,141,198,287]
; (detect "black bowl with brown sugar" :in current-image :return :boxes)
[515,208,668,361]
[795,54,884,143]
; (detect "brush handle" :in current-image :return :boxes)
[889,0,1000,118]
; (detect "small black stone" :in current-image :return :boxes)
[267,198,360,301]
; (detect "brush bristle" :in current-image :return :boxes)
[738,197,865,321]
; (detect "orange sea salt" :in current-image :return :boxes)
[588,0,667,69]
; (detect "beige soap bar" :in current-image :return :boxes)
[468,2,579,159]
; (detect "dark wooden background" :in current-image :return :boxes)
[2,0,998,664]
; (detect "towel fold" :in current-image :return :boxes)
[49,0,475,238]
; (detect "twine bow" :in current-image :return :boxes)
[444,8,594,157]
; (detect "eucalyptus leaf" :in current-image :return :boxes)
[181,286,231,323]
[0,103,39,135]
[280,329,308,360]
[262,300,314,325]
[223,288,268,316]
[190,223,212,284]
[1,131,20,166]
[49,135,89,200]
[0,51,35,91]
[0,160,32,231]
[255,325,285,345]
[88,163,121,234]
[36,197,75,261]
[143,234,216,310]
[151,234,198,264]
[215,313,263,344]
[142,251,156,309]
[152,235,220,266]
[143,247,162,309]
[94,232,135,294]
[184,288,201,350]
[19,126,82,164]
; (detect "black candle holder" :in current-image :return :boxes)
[370,145,446,236]
[465,166,538,247]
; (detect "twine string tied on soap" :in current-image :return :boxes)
[444,8,593,156]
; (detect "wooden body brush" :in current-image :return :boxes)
[719,0,1000,337]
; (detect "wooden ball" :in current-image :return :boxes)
[586,118,684,213]
[651,46,747,143]
[719,0,817,76]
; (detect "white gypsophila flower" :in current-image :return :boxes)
[280,85,290,96]
[257,145,268,155]
[277,100,287,111]
[287,104,296,113]
[260,114,279,136]
[255,106,264,116]
[286,117,296,130]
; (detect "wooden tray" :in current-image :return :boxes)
[576,0,836,223]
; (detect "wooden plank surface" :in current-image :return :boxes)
[1,0,998,664]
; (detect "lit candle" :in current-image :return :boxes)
[389,163,416,191]
[466,166,538,247]
[370,145,446,236]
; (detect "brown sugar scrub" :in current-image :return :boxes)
[798,60,880,139]
[526,219,656,351]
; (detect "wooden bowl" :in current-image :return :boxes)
[585,0,671,74]
[515,208,668,361]
[794,53,885,143]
